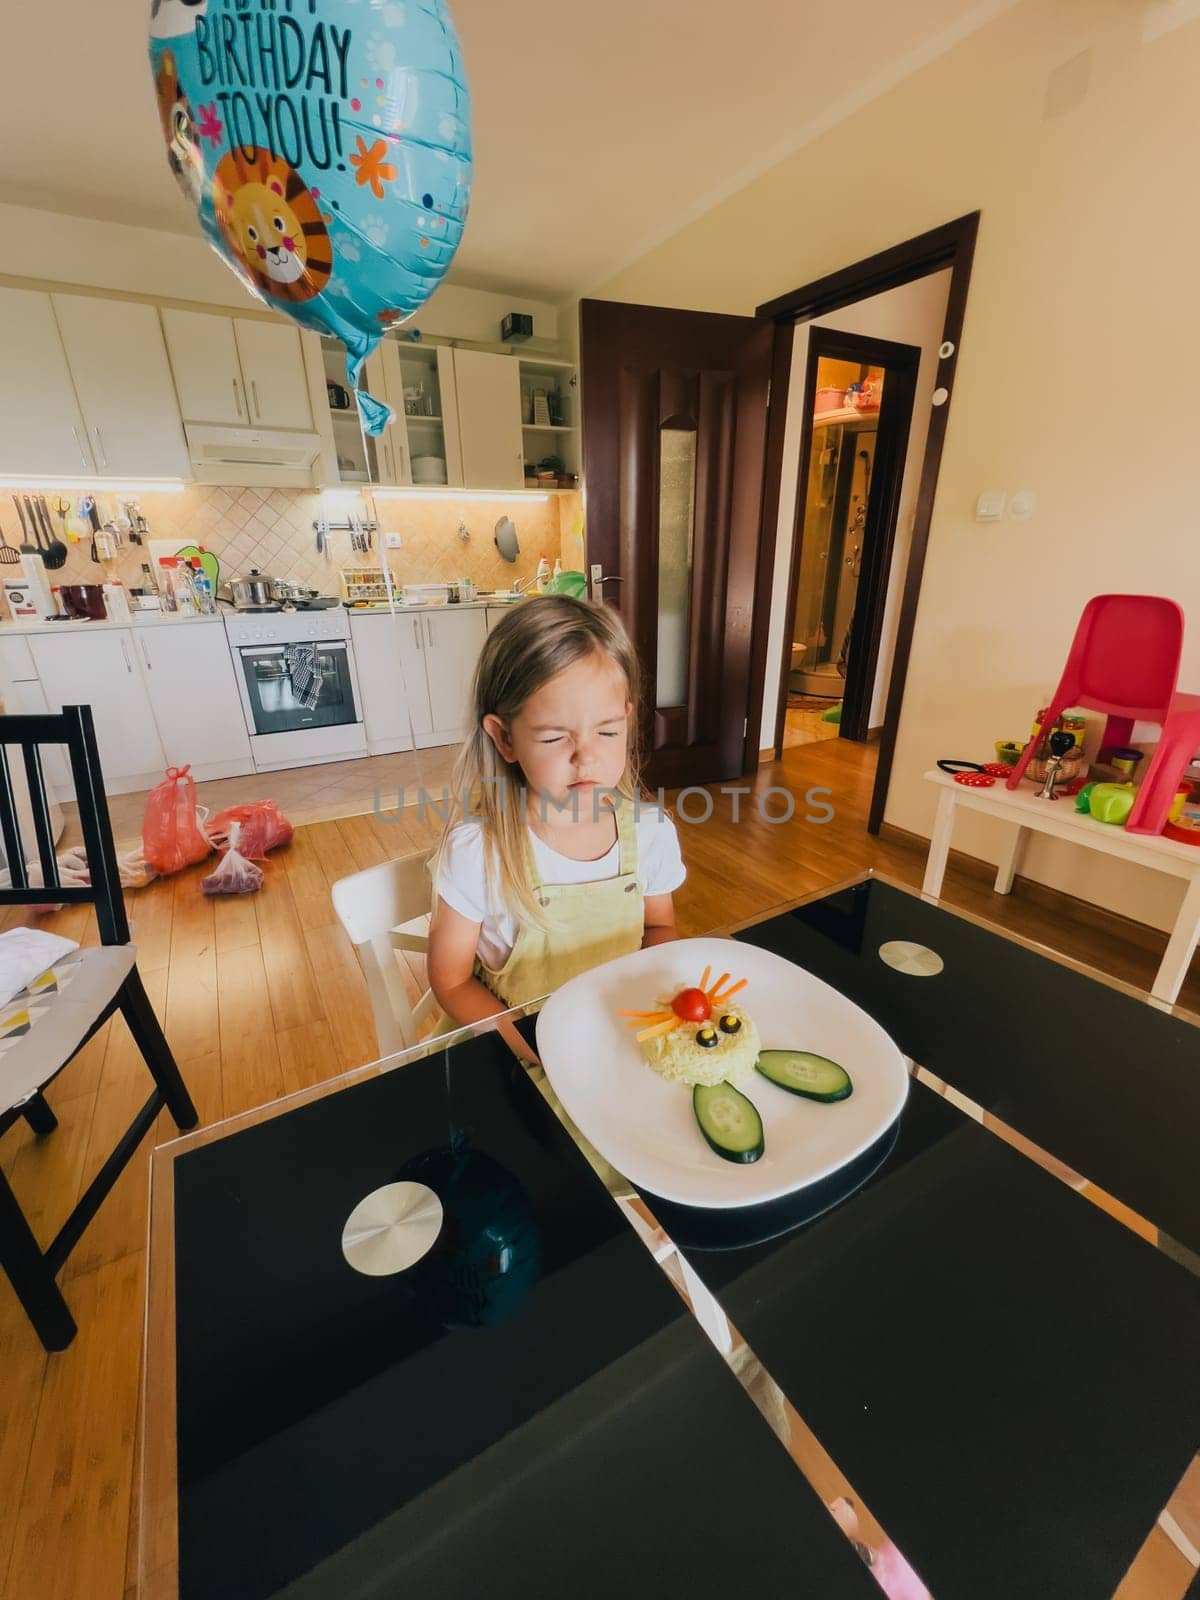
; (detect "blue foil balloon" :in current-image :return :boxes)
[148,0,472,432]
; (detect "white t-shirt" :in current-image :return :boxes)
[433,806,686,970]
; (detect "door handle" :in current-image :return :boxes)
[140,637,152,670]
[413,617,422,651]
[71,426,89,470]
[232,378,244,418]
[94,428,109,467]
[120,637,133,674]
[589,564,624,601]
[424,615,434,647]
[251,381,261,420]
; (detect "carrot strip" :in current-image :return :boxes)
[705,972,731,1000]
[699,965,712,992]
[711,977,747,1003]
[636,1018,680,1042]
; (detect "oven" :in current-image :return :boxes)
[236,640,357,735]
[224,608,367,771]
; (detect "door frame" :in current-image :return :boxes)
[778,326,919,745]
[745,211,980,832]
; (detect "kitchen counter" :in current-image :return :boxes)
[0,612,229,634]
[346,597,526,615]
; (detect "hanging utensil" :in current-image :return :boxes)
[0,521,20,565]
[13,496,36,555]
[24,496,50,564]
[79,495,100,563]
[36,496,68,571]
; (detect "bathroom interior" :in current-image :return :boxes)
[790,357,885,714]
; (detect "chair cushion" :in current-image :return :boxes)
[0,945,137,1115]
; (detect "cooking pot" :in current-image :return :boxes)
[229,569,277,608]
[273,578,320,605]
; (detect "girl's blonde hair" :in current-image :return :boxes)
[430,595,645,931]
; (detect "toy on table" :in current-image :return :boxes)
[936,759,1014,789]
[1087,782,1136,825]
[994,740,1024,767]
[1035,730,1079,801]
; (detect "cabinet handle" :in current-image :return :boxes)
[425,615,434,648]
[139,637,152,670]
[251,380,261,420]
[120,637,133,674]
[71,426,89,470]
[413,617,422,652]
[94,428,109,468]
[232,378,244,418]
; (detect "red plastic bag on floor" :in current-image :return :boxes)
[142,766,212,876]
[206,800,293,860]
[201,823,264,897]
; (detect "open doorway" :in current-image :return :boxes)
[784,327,918,747]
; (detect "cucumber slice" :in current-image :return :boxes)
[756,1050,853,1102]
[692,1082,765,1164]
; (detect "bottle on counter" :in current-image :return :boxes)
[156,558,179,613]
[534,553,551,594]
[189,558,217,616]
[551,556,562,583]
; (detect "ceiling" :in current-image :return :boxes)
[0,0,1013,302]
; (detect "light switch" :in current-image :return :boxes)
[975,491,1007,522]
[384,532,402,548]
[1008,491,1037,521]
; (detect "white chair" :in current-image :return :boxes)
[331,850,441,1056]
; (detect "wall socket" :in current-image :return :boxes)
[384,532,402,549]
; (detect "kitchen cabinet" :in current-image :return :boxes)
[423,608,487,739]
[232,320,313,429]
[451,349,524,490]
[349,612,430,752]
[349,607,484,752]
[134,624,252,775]
[163,310,313,431]
[28,631,166,794]
[51,296,189,479]
[0,288,91,477]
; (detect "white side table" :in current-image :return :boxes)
[922,770,1200,1005]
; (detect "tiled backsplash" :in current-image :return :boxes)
[0,486,584,614]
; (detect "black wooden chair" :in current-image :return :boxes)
[0,705,197,1350]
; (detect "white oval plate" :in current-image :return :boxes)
[535,937,909,1209]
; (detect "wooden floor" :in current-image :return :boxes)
[1,734,1196,1600]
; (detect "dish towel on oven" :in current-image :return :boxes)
[284,643,322,710]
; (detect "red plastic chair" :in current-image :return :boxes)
[1006,594,1200,835]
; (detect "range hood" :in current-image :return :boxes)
[184,424,324,488]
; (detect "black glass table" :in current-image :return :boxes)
[143,872,1200,1600]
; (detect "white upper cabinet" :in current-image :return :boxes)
[0,288,92,476]
[451,349,524,490]
[162,309,245,425]
[163,310,313,431]
[51,295,189,479]
[234,320,313,430]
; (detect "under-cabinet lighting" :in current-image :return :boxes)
[325,487,553,504]
[0,476,188,494]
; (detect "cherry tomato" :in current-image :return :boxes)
[671,986,711,1022]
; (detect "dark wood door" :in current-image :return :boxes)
[580,299,773,789]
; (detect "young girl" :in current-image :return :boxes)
[426,595,685,1062]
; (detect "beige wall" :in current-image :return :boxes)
[576,0,1200,935]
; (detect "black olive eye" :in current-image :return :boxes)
[719,1013,741,1035]
[696,1027,718,1049]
